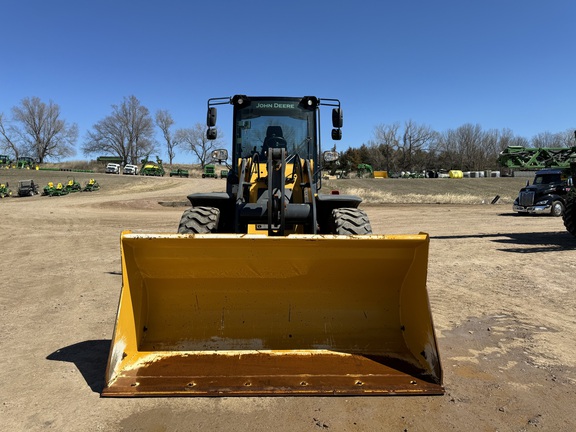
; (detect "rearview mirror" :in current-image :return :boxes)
[207,107,217,127]
[323,151,339,163]
[207,128,217,140]
[332,108,343,128]
[331,128,342,140]
[212,149,228,163]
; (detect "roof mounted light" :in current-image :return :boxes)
[300,96,319,109]
[232,95,250,107]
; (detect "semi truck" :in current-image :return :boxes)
[498,144,576,235]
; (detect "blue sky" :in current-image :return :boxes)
[1,0,575,163]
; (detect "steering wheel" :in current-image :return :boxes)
[267,137,287,148]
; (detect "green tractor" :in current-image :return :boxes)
[64,178,82,193]
[0,155,11,167]
[357,163,373,178]
[0,182,12,198]
[140,155,165,176]
[42,182,56,196]
[16,157,36,169]
[83,178,101,192]
[50,182,69,196]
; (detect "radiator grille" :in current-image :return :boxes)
[518,191,535,206]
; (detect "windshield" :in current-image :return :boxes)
[533,173,562,185]
[233,99,316,160]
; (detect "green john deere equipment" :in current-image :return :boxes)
[64,178,82,193]
[0,182,12,198]
[83,178,101,192]
[357,163,374,178]
[42,182,55,196]
[50,182,69,196]
[140,156,165,176]
[103,95,443,397]
[16,157,36,169]
[201,164,217,178]
[0,155,11,167]
[169,168,189,178]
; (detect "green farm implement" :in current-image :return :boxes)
[140,155,165,176]
[169,168,189,178]
[202,164,217,178]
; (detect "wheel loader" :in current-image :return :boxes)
[103,95,444,397]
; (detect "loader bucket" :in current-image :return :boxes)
[102,232,443,397]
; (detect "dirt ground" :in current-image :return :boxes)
[1,171,575,431]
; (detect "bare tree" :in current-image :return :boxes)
[174,123,224,168]
[399,120,437,171]
[373,123,400,172]
[82,95,156,164]
[372,121,437,172]
[560,129,576,147]
[0,97,77,163]
[433,129,460,170]
[0,113,21,160]
[444,124,485,170]
[530,131,565,148]
[155,110,178,165]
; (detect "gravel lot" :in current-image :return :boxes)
[1,170,575,431]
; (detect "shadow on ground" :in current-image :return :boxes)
[432,231,575,253]
[47,339,110,393]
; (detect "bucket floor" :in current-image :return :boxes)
[102,351,444,397]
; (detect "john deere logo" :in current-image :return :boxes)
[255,103,295,109]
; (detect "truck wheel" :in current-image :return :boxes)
[178,207,220,234]
[563,193,576,237]
[329,208,372,235]
[551,200,564,217]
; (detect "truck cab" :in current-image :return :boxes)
[513,169,572,216]
[122,164,139,175]
[105,163,121,174]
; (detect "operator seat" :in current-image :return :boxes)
[262,126,287,156]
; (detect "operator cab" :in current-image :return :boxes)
[206,95,343,167]
[232,96,318,162]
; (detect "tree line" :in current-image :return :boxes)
[0,95,224,168]
[338,121,576,175]
[1,96,574,170]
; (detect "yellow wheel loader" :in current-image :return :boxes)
[103,95,444,397]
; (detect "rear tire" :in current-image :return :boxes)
[329,208,372,235]
[178,207,220,234]
[563,192,576,237]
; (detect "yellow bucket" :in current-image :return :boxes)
[102,232,443,396]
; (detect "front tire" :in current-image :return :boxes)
[329,208,372,235]
[178,207,220,234]
[563,192,576,237]
[550,200,564,217]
